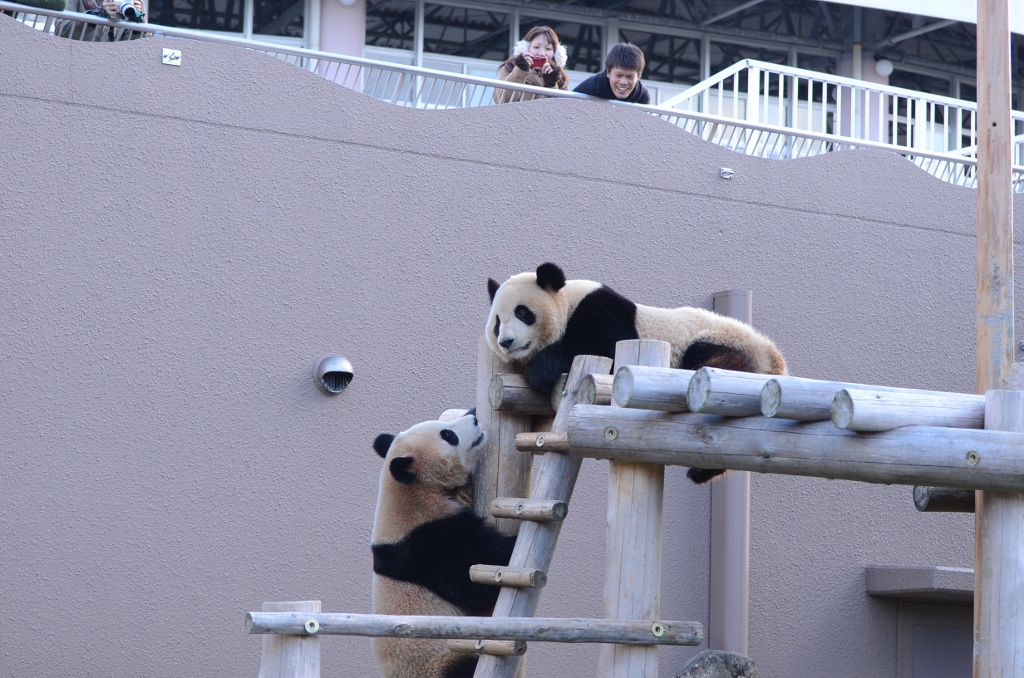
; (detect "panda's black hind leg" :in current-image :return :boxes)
[680,341,756,372]
[444,655,479,678]
[687,467,726,484]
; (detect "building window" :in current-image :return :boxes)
[148,0,304,39]
[897,602,972,678]
[422,4,509,61]
[366,0,416,51]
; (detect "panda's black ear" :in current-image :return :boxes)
[487,278,500,302]
[373,433,395,458]
[389,457,416,485]
[536,263,566,292]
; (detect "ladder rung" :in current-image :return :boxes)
[469,565,547,588]
[491,498,568,522]
[514,431,569,453]
[447,639,527,656]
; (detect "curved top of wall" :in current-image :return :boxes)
[0,14,987,238]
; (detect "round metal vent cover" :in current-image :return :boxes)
[314,354,353,395]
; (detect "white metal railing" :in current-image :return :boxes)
[4,2,1024,191]
[663,58,1024,167]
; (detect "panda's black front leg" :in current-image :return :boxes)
[523,343,572,395]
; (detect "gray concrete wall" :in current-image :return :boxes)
[1,16,1020,677]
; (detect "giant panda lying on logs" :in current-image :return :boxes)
[485,263,787,483]
[371,410,516,678]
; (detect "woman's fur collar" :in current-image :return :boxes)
[513,39,567,67]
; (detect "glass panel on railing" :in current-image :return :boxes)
[253,0,303,38]
[149,0,243,32]
[366,0,415,51]
[520,17,601,74]
[422,4,509,62]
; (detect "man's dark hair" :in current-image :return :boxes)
[605,43,645,75]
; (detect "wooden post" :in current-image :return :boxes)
[476,337,534,535]
[976,391,1024,676]
[258,601,321,678]
[975,0,1015,675]
[598,340,670,678]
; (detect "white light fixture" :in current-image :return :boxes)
[875,59,894,77]
[339,0,357,6]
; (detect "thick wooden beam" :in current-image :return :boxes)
[612,365,694,412]
[976,391,1024,676]
[831,388,985,431]
[257,601,321,678]
[476,339,535,535]
[489,373,556,417]
[476,354,614,678]
[246,613,703,646]
[975,0,1015,674]
[687,367,772,417]
[599,340,670,678]
[578,374,615,406]
[565,405,1024,493]
[761,376,962,421]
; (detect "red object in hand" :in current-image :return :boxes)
[530,55,548,69]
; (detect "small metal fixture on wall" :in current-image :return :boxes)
[314,355,353,394]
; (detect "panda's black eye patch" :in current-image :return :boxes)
[514,305,536,325]
[440,429,460,446]
[493,315,500,338]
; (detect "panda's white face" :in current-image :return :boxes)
[372,411,486,544]
[375,412,486,488]
[486,272,564,363]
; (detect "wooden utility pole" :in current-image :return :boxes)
[974,0,1016,675]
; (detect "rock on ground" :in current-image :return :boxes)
[671,650,759,678]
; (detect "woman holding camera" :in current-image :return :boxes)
[493,26,569,104]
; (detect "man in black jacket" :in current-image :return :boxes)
[573,43,651,105]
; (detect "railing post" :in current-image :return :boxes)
[258,601,321,678]
[744,65,760,154]
[597,339,670,678]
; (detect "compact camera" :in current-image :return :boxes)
[117,0,145,22]
[530,54,548,69]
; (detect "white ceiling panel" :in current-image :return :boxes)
[825,0,1023,36]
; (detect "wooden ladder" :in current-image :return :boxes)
[470,339,671,678]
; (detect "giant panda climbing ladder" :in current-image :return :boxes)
[246,336,1024,678]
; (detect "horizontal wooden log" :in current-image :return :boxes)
[550,374,569,412]
[913,486,976,512]
[687,367,773,416]
[612,365,694,412]
[491,498,568,522]
[760,375,976,422]
[832,388,986,431]
[245,613,703,645]
[565,404,1024,493]
[470,565,547,588]
[447,639,526,656]
[489,374,555,416]
[514,432,570,453]
[578,374,615,406]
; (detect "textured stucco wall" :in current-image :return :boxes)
[2,16,1022,678]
